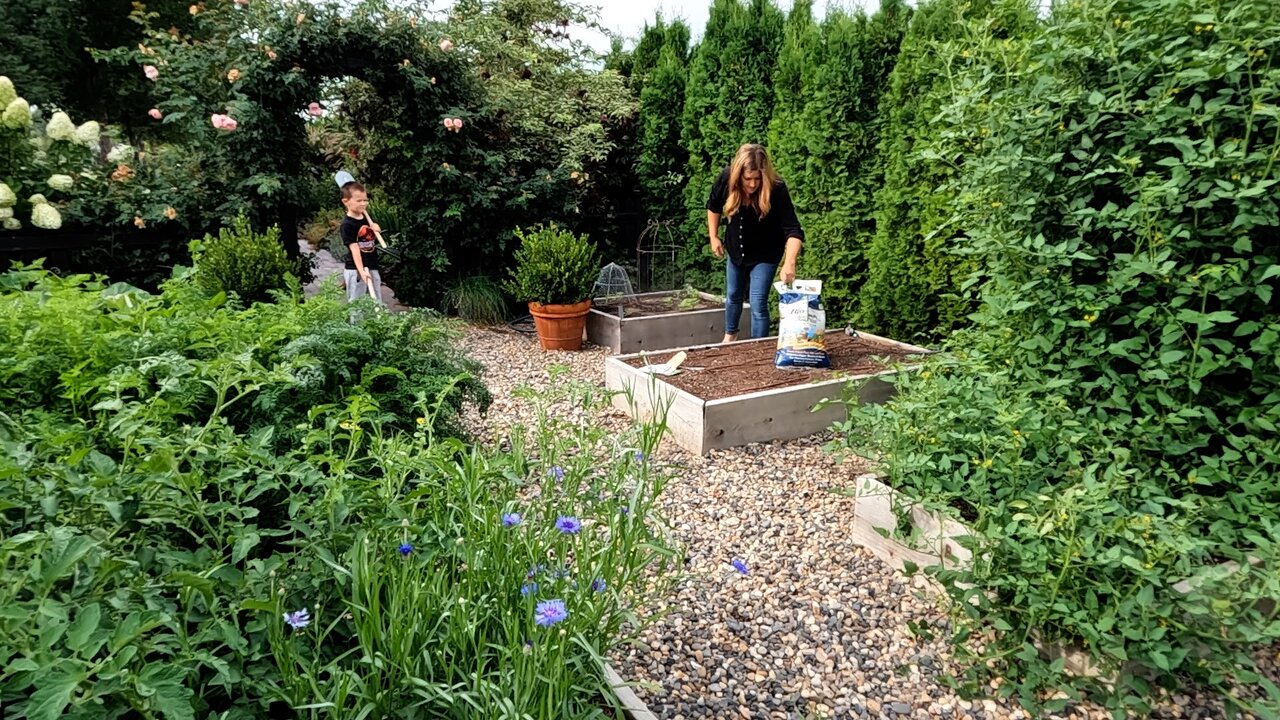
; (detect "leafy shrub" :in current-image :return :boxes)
[505,223,599,305]
[443,275,508,324]
[193,216,311,305]
[0,268,677,719]
[837,0,1280,714]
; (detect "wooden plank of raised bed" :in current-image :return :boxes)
[702,376,848,451]
[603,662,659,720]
[604,357,707,454]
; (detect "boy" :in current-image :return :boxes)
[339,182,384,304]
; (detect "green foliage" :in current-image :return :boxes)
[679,0,784,291]
[192,216,309,305]
[505,223,599,305]
[443,275,509,324]
[768,0,910,327]
[0,0,192,124]
[636,25,692,223]
[860,0,1036,342]
[838,0,1280,714]
[0,267,676,719]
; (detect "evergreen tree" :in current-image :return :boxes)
[678,0,783,291]
[860,0,1035,341]
[629,15,669,97]
[804,0,910,325]
[636,28,692,224]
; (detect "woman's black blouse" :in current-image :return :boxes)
[705,166,805,267]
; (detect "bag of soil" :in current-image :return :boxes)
[774,279,830,369]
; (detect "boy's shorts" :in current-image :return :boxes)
[343,269,383,304]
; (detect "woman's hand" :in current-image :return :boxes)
[360,269,372,285]
[710,238,725,259]
[780,262,796,285]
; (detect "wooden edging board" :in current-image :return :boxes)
[604,331,932,455]
[847,473,1276,681]
[587,291,751,354]
[603,662,658,720]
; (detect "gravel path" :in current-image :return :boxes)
[457,325,1278,720]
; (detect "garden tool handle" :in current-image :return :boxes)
[363,212,388,248]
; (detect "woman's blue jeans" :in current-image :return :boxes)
[725,259,775,338]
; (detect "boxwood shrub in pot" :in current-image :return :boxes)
[505,223,599,350]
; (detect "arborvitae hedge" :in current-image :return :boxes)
[859,0,973,342]
[678,0,783,292]
[637,38,691,224]
[771,0,908,326]
[860,0,1033,342]
[766,0,820,228]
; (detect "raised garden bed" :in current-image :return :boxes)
[587,290,749,354]
[841,473,1278,680]
[604,331,930,454]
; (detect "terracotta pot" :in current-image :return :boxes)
[528,299,592,351]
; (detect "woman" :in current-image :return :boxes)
[705,143,804,341]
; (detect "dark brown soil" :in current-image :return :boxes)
[593,291,721,318]
[622,332,926,401]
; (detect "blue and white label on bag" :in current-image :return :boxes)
[775,280,831,369]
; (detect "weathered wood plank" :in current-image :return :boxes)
[603,662,659,720]
[604,357,706,454]
[587,293,751,353]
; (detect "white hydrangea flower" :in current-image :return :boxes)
[0,76,15,106]
[32,202,61,230]
[45,111,76,141]
[0,182,15,207]
[28,193,48,205]
[2,98,31,129]
[106,144,135,164]
[74,120,100,146]
[3,217,20,231]
[0,207,11,219]
[47,174,74,191]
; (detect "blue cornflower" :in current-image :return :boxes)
[731,558,749,574]
[619,505,630,516]
[398,542,413,556]
[534,599,568,627]
[555,515,582,534]
[502,512,522,528]
[591,577,607,593]
[526,563,547,579]
[521,582,538,597]
[548,466,565,480]
[283,608,311,630]
[633,451,646,463]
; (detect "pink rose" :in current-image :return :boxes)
[307,102,323,117]
[454,118,463,130]
[443,117,454,129]
[148,108,163,120]
[234,0,248,5]
[211,113,238,131]
[143,65,159,81]
[439,38,453,52]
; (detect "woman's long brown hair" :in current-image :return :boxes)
[723,143,780,219]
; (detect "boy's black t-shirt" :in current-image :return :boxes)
[340,215,379,271]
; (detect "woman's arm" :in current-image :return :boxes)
[707,211,724,258]
[775,182,804,283]
[706,167,730,259]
